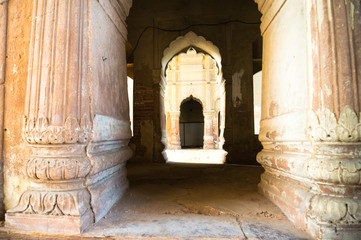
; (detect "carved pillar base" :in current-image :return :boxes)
[307,194,361,240]
[85,136,132,222]
[257,141,361,240]
[258,169,314,231]
[257,146,314,230]
[306,142,361,239]
[6,191,92,235]
[5,144,93,234]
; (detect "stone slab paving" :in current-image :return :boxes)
[0,162,311,239]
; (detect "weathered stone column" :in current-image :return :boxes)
[0,0,7,83]
[0,0,8,218]
[5,0,133,234]
[305,0,361,238]
[255,0,361,239]
[167,79,181,149]
[212,114,219,148]
[5,0,92,234]
[168,111,181,150]
[219,81,226,150]
[204,81,215,149]
[203,112,215,149]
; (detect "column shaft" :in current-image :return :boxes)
[169,111,181,149]
[6,0,92,234]
[203,112,215,149]
[305,0,361,238]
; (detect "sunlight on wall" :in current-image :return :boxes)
[128,76,134,135]
[253,71,262,135]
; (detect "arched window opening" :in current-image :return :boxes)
[179,97,204,148]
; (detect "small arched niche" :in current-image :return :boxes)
[161,32,227,164]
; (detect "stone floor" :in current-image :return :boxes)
[0,162,311,239]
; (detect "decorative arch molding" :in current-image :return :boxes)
[180,95,204,112]
[161,32,222,78]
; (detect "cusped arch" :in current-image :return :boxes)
[161,32,222,78]
[179,95,204,112]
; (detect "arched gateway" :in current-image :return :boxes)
[160,34,227,163]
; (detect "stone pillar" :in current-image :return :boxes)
[305,0,361,238]
[254,0,361,239]
[203,112,215,149]
[167,79,181,150]
[219,81,226,150]
[168,111,181,150]
[0,0,7,83]
[5,0,92,234]
[204,80,215,149]
[6,0,134,234]
[212,114,219,148]
[6,0,93,233]
[0,0,8,218]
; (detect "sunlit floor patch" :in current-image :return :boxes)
[163,149,227,164]
[0,163,311,239]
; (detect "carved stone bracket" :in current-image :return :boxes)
[8,189,90,217]
[308,106,361,142]
[24,114,91,144]
[308,195,361,224]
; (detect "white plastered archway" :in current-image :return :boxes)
[160,32,227,164]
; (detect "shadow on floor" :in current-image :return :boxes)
[0,162,311,239]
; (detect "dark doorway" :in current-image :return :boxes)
[179,97,204,148]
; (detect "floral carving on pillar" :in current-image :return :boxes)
[8,190,90,217]
[307,106,361,142]
[24,114,91,144]
[308,195,361,224]
[308,156,361,185]
[27,156,91,181]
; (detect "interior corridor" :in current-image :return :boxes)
[1,163,310,239]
